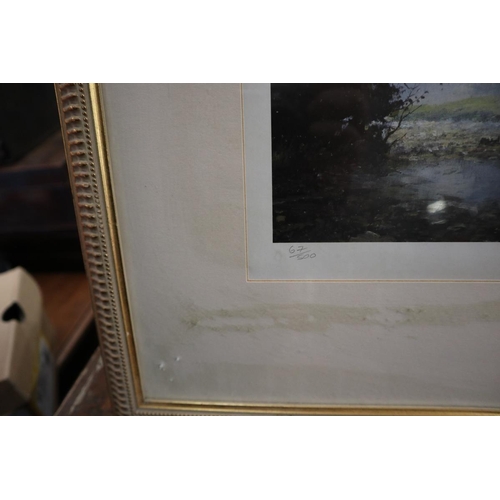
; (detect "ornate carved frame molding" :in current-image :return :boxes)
[56,84,134,415]
[55,83,500,416]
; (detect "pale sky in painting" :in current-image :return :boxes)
[400,83,500,105]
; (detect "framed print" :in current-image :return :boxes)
[245,84,500,281]
[56,83,500,415]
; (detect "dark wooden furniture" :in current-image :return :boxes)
[33,273,113,415]
[56,348,114,416]
[33,272,99,410]
[0,131,83,272]
[35,272,93,367]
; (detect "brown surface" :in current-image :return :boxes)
[3,131,66,172]
[0,131,75,233]
[56,348,114,416]
[0,131,83,272]
[34,273,93,366]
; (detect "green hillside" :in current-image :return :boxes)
[408,96,500,121]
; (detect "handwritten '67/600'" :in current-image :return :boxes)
[288,245,316,260]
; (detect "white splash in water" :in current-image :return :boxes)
[427,200,447,214]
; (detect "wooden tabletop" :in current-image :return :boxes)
[31,272,115,415]
[34,272,93,367]
[56,348,114,416]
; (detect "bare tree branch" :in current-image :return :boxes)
[384,84,423,146]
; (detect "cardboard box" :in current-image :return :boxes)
[0,267,55,415]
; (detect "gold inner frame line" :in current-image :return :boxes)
[86,83,499,415]
[88,84,145,407]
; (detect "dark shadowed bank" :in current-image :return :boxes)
[271,83,500,243]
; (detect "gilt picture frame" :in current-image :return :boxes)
[56,83,500,415]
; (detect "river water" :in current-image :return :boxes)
[346,158,500,242]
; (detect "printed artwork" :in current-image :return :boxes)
[271,84,500,243]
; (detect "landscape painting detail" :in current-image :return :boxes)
[271,84,500,243]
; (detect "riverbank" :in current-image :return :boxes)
[389,119,500,163]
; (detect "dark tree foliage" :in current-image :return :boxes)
[271,83,424,167]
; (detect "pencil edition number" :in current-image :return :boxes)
[289,245,316,261]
